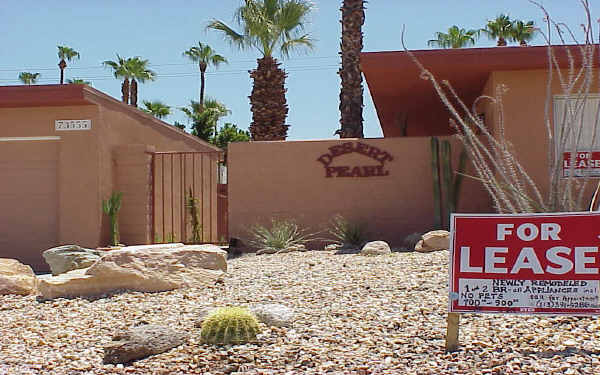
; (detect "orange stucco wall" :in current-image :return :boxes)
[0,101,218,271]
[228,137,490,248]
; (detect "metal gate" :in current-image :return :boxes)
[149,151,225,245]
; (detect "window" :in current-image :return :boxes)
[553,95,600,177]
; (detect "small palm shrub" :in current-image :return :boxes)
[200,307,260,345]
[102,192,123,246]
[329,214,367,247]
[248,219,315,252]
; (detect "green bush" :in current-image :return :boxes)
[329,214,367,247]
[102,192,123,246]
[200,307,260,345]
[248,219,315,252]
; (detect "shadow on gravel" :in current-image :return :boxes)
[521,347,600,358]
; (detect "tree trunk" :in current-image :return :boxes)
[199,62,207,111]
[130,78,138,107]
[121,78,130,104]
[248,56,289,141]
[338,0,365,139]
[58,59,67,84]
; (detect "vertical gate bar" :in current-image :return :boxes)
[181,154,185,244]
[210,154,213,243]
[150,153,155,244]
[171,153,174,243]
[192,154,196,205]
[200,154,204,242]
[162,154,165,243]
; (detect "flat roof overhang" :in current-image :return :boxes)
[361,44,597,137]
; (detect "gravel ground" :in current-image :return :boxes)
[1,250,599,374]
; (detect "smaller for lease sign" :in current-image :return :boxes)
[449,212,600,315]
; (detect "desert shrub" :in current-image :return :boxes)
[200,307,260,345]
[248,219,315,251]
[329,214,367,247]
[102,192,123,246]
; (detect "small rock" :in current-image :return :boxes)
[42,245,107,276]
[360,241,391,256]
[103,325,187,364]
[415,230,450,252]
[250,303,295,328]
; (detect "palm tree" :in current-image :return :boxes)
[103,54,133,104]
[57,46,80,84]
[428,26,480,48]
[208,0,314,141]
[483,14,513,46]
[337,0,366,139]
[183,42,227,110]
[19,72,40,85]
[180,98,230,142]
[142,100,171,119]
[510,20,536,46]
[67,78,91,85]
[127,57,156,107]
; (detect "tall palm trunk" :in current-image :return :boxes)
[199,62,207,111]
[58,59,67,84]
[130,78,138,107]
[338,0,365,139]
[121,78,130,104]
[248,56,289,141]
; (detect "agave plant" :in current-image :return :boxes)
[248,219,316,252]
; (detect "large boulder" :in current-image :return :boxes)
[37,244,227,299]
[0,258,37,295]
[415,230,450,252]
[42,245,107,276]
[360,241,391,256]
[103,325,187,364]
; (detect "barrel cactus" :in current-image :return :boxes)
[200,307,260,345]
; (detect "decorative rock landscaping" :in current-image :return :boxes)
[42,245,107,276]
[360,240,391,255]
[0,258,37,295]
[415,230,450,252]
[38,244,227,299]
[0,250,598,374]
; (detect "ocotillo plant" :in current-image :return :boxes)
[102,192,123,246]
[431,137,467,229]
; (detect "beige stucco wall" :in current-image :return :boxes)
[0,102,218,271]
[228,137,490,248]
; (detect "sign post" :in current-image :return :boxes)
[447,212,600,351]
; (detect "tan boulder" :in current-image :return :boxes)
[415,230,450,253]
[360,241,392,255]
[37,244,227,299]
[0,258,38,295]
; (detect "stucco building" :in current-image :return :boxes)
[0,84,221,271]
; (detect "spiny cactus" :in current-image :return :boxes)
[200,307,260,345]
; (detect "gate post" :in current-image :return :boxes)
[114,144,156,245]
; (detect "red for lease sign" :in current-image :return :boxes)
[449,212,600,315]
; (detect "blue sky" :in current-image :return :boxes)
[0,1,591,139]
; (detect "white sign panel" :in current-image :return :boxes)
[55,119,92,131]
